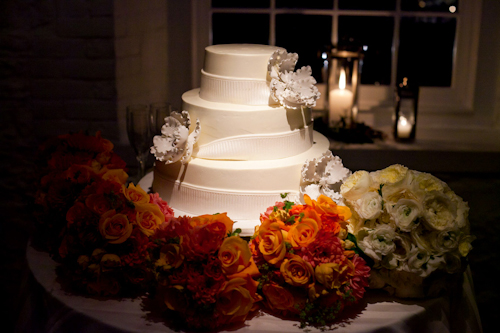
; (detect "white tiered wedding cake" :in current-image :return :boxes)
[151,44,330,234]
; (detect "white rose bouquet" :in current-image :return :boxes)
[340,164,474,298]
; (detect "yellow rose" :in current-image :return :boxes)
[101,167,129,184]
[219,236,252,275]
[280,255,314,287]
[216,276,257,324]
[258,220,287,265]
[122,183,150,205]
[315,260,354,290]
[287,215,319,249]
[156,243,184,270]
[135,203,165,236]
[163,285,188,312]
[99,210,133,244]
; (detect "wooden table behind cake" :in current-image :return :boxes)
[21,243,483,333]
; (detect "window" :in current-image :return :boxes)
[192,0,481,114]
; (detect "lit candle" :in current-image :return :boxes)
[329,68,353,126]
[397,116,412,139]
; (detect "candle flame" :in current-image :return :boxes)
[399,116,408,126]
[339,68,346,90]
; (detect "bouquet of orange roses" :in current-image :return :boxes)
[249,194,370,328]
[152,213,261,330]
[58,181,174,296]
[34,131,128,254]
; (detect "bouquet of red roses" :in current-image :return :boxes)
[152,213,261,330]
[34,131,128,254]
[59,181,174,296]
[249,194,370,328]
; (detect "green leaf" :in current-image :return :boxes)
[280,192,289,199]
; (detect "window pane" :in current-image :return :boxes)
[401,0,459,13]
[276,14,332,83]
[212,14,270,45]
[397,16,456,87]
[276,0,333,9]
[339,0,396,11]
[338,16,394,85]
[212,0,270,8]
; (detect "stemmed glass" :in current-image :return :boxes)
[150,102,172,137]
[126,104,151,181]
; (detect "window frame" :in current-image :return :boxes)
[192,0,482,115]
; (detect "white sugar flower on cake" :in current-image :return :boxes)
[151,111,201,164]
[300,150,351,204]
[268,50,320,109]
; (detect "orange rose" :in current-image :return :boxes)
[262,283,301,313]
[280,255,314,287]
[315,259,355,290]
[219,236,252,276]
[258,220,287,265]
[102,167,128,184]
[287,213,320,249]
[216,276,257,324]
[85,193,111,215]
[99,210,133,244]
[135,203,165,236]
[156,243,184,270]
[122,183,150,205]
[189,213,234,234]
[306,194,352,221]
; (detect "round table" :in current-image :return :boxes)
[21,243,483,333]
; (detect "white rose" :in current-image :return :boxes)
[370,164,408,185]
[358,225,397,261]
[388,199,422,232]
[422,192,457,231]
[432,230,460,254]
[355,191,383,220]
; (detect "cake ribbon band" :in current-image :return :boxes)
[193,126,314,160]
[200,69,272,105]
[153,174,300,221]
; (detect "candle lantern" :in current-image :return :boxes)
[327,49,362,128]
[394,77,419,142]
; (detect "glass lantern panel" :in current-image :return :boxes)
[276,14,333,83]
[276,0,333,9]
[397,16,456,86]
[338,15,394,85]
[212,13,270,45]
[339,0,396,11]
[211,0,270,9]
[401,0,459,13]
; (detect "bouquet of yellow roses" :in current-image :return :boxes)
[249,194,370,328]
[340,164,474,298]
[152,213,261,330]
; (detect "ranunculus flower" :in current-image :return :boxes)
[357,225,397,261]
[262,283,298,313]
[216,276,257,324]
[280,255,314,287]
[406,245,444,277]
[388,198,422,232]
[99,210,133,244]
[156,243,184,270]
[219,236,252,276]
[355,191,383,220]
[258,220,287,265]
[122,183,150,205]
[315,259,354,290]
[135,203,165,236]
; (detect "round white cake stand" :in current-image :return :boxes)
[138,171,259,237]
[25,241,484,333]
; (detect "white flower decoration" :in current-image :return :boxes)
[150,111,201,164]
[268,50,320,109]
[300,150,351,204]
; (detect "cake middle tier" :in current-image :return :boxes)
[152,131,330,225]
[183,88,314,161]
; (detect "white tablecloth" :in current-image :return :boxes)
[18,244,483,333]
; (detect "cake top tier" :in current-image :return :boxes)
[203,44,286,80]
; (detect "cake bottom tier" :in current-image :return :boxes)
[152,131,329,235]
